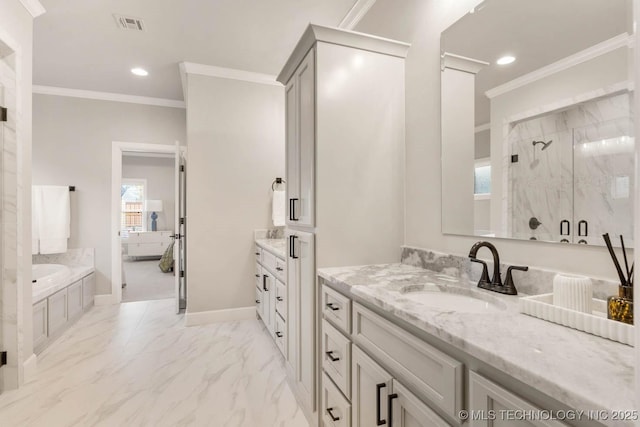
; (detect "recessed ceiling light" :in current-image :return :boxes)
[131,67,148,77]
[496,56,516,65]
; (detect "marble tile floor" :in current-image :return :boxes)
[0,299,309,427]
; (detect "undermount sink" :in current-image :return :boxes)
[397,284,507,313]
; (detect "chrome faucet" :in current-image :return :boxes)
[468,241,528,295]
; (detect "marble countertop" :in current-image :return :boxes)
[33,265,95,303]
[255,238,286,259]
[318,263,635,427]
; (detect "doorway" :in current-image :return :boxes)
[111,142,186,313]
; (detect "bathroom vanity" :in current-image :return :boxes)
[318,262,633,427]
[254,237,288,357]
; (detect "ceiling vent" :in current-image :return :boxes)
[114,14,145,31]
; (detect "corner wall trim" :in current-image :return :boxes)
[19,0,45,17]
[22,353,37,384]
[486,33,632,99]
[180,62,282,87]
[338,0,378,30]
[184,307,256,326]
[33,85,186,109]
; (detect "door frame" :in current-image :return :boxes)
[110,141,185,304]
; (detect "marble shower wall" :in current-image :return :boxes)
[32,248,95,268]
[400,246,618,300]
[0,48,19,392]
[508,92,633,245]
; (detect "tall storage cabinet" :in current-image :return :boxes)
[277,24,408,425]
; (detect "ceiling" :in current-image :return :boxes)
[441,0,631,125]
[34,0,358,101]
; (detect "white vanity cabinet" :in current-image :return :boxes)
[254,242,288,361]
[122,230,173,257]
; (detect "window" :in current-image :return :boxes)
[121,179,146,233]
[474,159,491,200]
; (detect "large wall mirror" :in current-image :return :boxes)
[441,0,634,247]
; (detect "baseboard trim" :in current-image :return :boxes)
[185,306,256,326]
[94,295,116,306]
[23,353,37,384]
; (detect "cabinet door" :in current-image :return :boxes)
[469,372,567,427]
[296,48,315,228]
[261,271,272,332]
[48,288,68,336]
[255,286,263,319]
[67,280,83,320]
[285,77,300,227]
[352,345,393,427]
[33,300,48,353]
[82,273,95,309]
[286,230,316,411]
[389,380,450,427]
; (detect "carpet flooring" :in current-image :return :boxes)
[122,258,175,302]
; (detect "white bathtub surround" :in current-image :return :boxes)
[31,185,71,254]
[400,245,619,300]
[318,264,634,427]
[32,247,94,268]
[0,299,308,426]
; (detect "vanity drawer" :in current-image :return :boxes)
[255,246,262,263]
[262,250,276,272]
[322,319,351,399]
[275,313,287,358]
[322,284,351,334]
[322,373,351,427]
[352,302,463,419]
[275,279,287,320]
[274,257,286,282]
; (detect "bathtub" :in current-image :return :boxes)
[32,263,71,286]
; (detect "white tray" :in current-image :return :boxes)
[519,293,634,347]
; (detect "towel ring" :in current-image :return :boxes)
[271,177,286,191]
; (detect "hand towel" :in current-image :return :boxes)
[38,185,70,254]
[272,190,285,226]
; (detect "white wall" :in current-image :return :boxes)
[32,94,186,294]
[185,73,284,314]
[0,0,34,389]
[356,0,631,282]
[122,155,175,232]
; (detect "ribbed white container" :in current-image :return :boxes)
[553,274,593,313]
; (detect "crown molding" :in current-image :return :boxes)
[441,52,489,74]
[180,62,281,87]
[33,85,186,108]
[486,33,632,99]
[339,0,377,30]
[19,0,45,17]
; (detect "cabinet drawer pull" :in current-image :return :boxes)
[275,332,283,338]
[376,383,387,425]
[388,393,398,426]
[255,299,260,304]
[326,407,340,422]
[255,252,260,256]
[276,267,283,271]
[276,296,283,302]
[326,302,339,311]
[325,351,340,362]
[262,274,268,291]
[255,274,260,278]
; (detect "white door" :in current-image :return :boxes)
[352,345,393,427]
[174,143,187,313]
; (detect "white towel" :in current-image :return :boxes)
[272,190,285,227]
[34,185,70,254]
